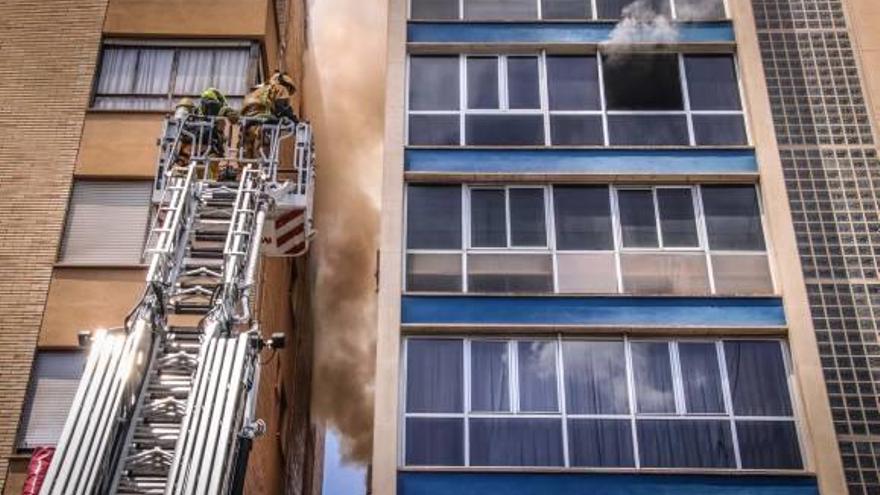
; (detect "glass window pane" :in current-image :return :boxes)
[554,186,613,250]
[406,339,463,413]
[407,185,462,249]
[568,419,635,467]
[469,418,564,466]
[657,189,698,247]
[675,0,725,19]
[509,188,546,247]
[632,342,676,413]
[724,341,793,416]
[411,0,460,19]
[470,189,506,247]
[543,0,591,18]
[408,114,460,145]
[547,56,600,110]
[685,55,741,110]
[465,0,539,19]
[133,49,173,94]
[508,57,541,109]
[212,49,250,96]
[550,115,605,145]
[93,96,169,111]
[679,343,725,414]
[97,48,138,94]
[556,253,618,293]
[518,341,559,412]
[468,57,500,109]
[620,253,710,295]
[712,254,774,295]
[467,254,554,293]
[471,341,511,412]
[466,115,545,145]
[637,420,735,468]
[702,186,766,250]
[410,56,460,110]
[618,190,658,248]
[603,54,682,110]
[607,115,690,145]
[736,421,803,469]
[692,115,748,145]
[597,0,670,18]
[405,418,464,466]
[175,49,214,95]
[563,340,629,414]
[406,254,463,292]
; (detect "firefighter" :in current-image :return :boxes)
[239,71,299,160]
[171,97,196,169]
[198,88,239,180]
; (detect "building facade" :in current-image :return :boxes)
[0,1,321,494]
[374,0,880,494]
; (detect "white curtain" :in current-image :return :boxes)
[97,48,137,94]
[213,49,250,96]
[471,341,510,412]
[563,340,629,414]
[93,97,168,111]
[175,49,214,95]
[133,49,173,94]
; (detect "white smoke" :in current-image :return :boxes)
[606,0,679,46]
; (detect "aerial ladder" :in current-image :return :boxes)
[37,113,315,495]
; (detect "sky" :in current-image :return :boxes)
[322,430,367,495]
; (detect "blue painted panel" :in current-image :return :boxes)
[398,472,819,495]
[405,148,758,175]
[401,296,786,327]
[408,21,734,44]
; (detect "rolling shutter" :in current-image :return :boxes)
[18,352,86,449]
[59,181,152,264]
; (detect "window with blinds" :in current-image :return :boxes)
[18,352,86,449]
[59,181,152,265]
[92,42,261,111]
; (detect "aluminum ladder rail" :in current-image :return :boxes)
[166,165,268,495]
[40,166,199,495]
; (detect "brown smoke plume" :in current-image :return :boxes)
[302,0,386,464]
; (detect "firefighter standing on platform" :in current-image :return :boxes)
[239,71,299,160]
[172,88,239,180]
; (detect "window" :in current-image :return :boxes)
[92,42,260,111]
[404,184,774,295]
[409,0,725,20]
[59,181,152,265]
[18,352,85,449]
[407,53,746,146]
[403,337,802,470]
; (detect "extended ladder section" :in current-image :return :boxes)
[40,114,314,495]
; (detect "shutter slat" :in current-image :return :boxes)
[60,181,152,264]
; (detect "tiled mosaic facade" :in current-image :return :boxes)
[752,0,880,492]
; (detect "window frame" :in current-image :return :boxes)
[407,0,730,21]
[403,183,776,295]
[17,350,86,451]
[406,52,749,147]
[90,39,264,112]
[400,336,804,471]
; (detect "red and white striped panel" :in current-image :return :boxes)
[262,207,307,257]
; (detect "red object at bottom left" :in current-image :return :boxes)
[21,447,54,495]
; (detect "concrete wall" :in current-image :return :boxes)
[0,1,108,491]
[104,0,271,38]
[76,113,164,178]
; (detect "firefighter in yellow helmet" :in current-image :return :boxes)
[196,88,239,180]
[171,98,197,169]
[240,71,299,160]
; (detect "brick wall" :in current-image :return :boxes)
[0,1,107,490]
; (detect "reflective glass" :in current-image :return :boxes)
[737,421,803,469]
[568,419,635,467]
[406,254,463,292]
[407,185,462,249]
[618,190,659,248]
[550,115,605,145]
[470,189,506,247]
[657,188,699,247]
[675,0,725,19]
[556,253,618,293]
[637,420,735,468]
[507,57,541,109]
[702,186,766,250]
[685,55,741,110]
[467,254,554,293]
[518,341,559,412]
[711,254,774,295]
[547,56,600,110]
[597,0,670,17]
[509,188,546,247]
[542,0,591,18]
[620,253,710,295]
[607,115,690,145]
[471,341,511,412]
[468,57,499,109]
[563,340,629,414]
[553,186,613,250]
[465,0,539,19]
[408,114,460,145]
[411,0,460,19]
[469,418,564,466]
[410,56,460,110]
[466,115,545,145]
[679,343,725,414]
[406,418,464,466]
[632,342,676,413]
[406,339,463,413]
[724,341,793,416]
[692,115,748,145]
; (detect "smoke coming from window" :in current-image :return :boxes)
[606,0,678,47]
[303,0,386,464]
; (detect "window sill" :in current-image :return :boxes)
[397,466,813,477]
[86,108,170,115]
[54,262,148,269]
